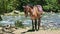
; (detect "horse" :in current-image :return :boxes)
[23,5,43,31]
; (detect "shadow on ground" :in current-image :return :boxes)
[21,29,35,34]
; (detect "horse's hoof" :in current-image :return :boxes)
[32,29,35,31]
[36,30,38,31]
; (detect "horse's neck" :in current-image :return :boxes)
[28,8,33,16]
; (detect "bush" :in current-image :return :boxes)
[15,20,24,28]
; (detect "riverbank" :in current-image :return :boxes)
[12,27,60,34]
[0,26,60,34]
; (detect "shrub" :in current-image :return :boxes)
[15,20,24,28]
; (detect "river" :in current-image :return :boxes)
[0,13,60,29]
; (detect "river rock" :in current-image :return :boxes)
[2,24,17,33]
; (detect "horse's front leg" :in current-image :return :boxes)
[32,20,34,30]
[38,18,41,30]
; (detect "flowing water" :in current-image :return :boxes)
[0,13,60,29]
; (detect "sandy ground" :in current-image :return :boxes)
[0,27,60,34]
[12,28,60,34]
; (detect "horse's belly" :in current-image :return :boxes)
[31,15,37,20]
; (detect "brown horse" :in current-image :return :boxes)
[23,5,43,31]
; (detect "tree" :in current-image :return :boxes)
[43,0,60,12]
[0,0,60,13]
[0,0,20,14]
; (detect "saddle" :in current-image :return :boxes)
[36,5,43,15]
[37,5,43,12]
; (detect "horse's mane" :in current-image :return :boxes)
[29,5,33,9]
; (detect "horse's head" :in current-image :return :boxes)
[23,5,33,17]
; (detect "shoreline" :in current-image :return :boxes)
[0,26,60,34]
[12,27,60,34]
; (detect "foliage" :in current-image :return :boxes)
[15,20,24,28]
[0,0,19,14]
[43,0,60,12]
[0,0,60,14]
[0,16,2,21]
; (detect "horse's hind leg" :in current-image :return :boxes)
[38,18,41,30]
